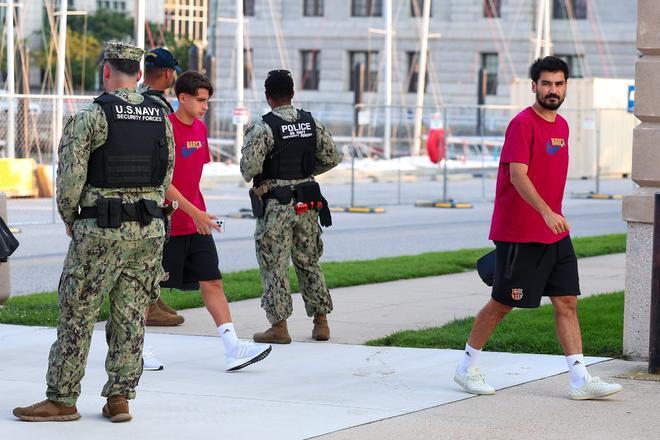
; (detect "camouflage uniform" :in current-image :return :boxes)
[240,105,340,324]
[137,83,173,115]
[46,42,175,407]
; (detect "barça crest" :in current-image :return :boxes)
[511,288,524,301]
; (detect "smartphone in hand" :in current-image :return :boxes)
[214,218,225,233]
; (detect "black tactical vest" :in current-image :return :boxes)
[87,93,168,188]
[255,110,317,186]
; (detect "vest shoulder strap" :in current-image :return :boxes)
[93,92,120,105]
[261,111,280,126]
[141,89,174,113]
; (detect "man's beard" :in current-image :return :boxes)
[536,92,564,110]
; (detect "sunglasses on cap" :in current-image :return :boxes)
[267,69,291,77]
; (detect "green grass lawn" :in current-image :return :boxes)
[0,233,626,327]
[368,292,624,358]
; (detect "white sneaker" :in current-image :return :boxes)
[225,340,272,372]
[143,346,164,371]
[569,374,622,400]
[453,366,496,395]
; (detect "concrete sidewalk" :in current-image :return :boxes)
[0,324,622,440]
[140,253,626,344]
[5,252,657,439]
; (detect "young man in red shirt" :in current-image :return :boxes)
[453,57,622,400]
[163,72,271,371]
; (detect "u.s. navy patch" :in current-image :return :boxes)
[112,104,163,122]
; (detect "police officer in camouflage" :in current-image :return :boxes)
[241,70,340,344]
[13,41,175,423]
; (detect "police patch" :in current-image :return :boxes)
[112,104,163,122]
[279,121,314,140]
[511,288,524,301]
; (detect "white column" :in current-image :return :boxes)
[6,0,15,158]
[235,0,245,162]
[543,0,552,57]
[534,0,544,59]
[53,0,68,166]
[412,0,431,157]
[384,0,392,159]
[136,0,146,80]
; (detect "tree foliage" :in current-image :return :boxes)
[33,8,192,92]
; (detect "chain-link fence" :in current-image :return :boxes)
[0,94,96,161]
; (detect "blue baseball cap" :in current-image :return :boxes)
[145,48,182,73]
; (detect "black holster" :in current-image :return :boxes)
[249,188,265,218]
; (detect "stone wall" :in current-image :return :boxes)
[622,0,660,360]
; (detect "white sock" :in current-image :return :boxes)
[566,354,588,388]
[143,333,155,355]
[458,343,481,375]
[218,323,239,355]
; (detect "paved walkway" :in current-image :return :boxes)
[3,252,658,439]
[140,253,626,344]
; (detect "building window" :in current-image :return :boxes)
[301,50,321,90]
[349,51,379,92]
[244,0,255,16]
[410,0,432,17]
[352,0,382,17]
[483,0,501,18]
[244,49,253,89]
[553,0,587,19]
[97,0,125,10]
[303,0,323,16]
[481,53,498,96]
[407,52,428,93]
[556,54,584,78]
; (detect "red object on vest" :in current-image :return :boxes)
[426,128,446,164]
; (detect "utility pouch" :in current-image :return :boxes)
[272,186,294,205]
[295,181,322,204]
[249,188,265,218]
[96,198,122,229]
[135,199,158,226]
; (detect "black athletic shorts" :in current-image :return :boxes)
[160,233,222,291]
[491,235,580,308]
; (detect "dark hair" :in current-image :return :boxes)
[105,58,140,75]
[529,56,569,82]
[265,70,294,100]
[174,71,214,98]
[144,64,168,80]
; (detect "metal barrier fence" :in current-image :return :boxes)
[0,93,635,224]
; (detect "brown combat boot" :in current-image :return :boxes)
[312,314,330,341]
[146,303,184,326]
[13,399,81,422]
[156,297,179,316]
[102,395,132,423]
[253,320,292,344]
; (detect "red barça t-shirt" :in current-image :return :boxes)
[167,113,211,236]
[489,107,570,244]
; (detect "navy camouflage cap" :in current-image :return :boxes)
[103,40,144,62]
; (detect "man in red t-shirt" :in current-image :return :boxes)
[453,57,621,400]
[161,72,271,371]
